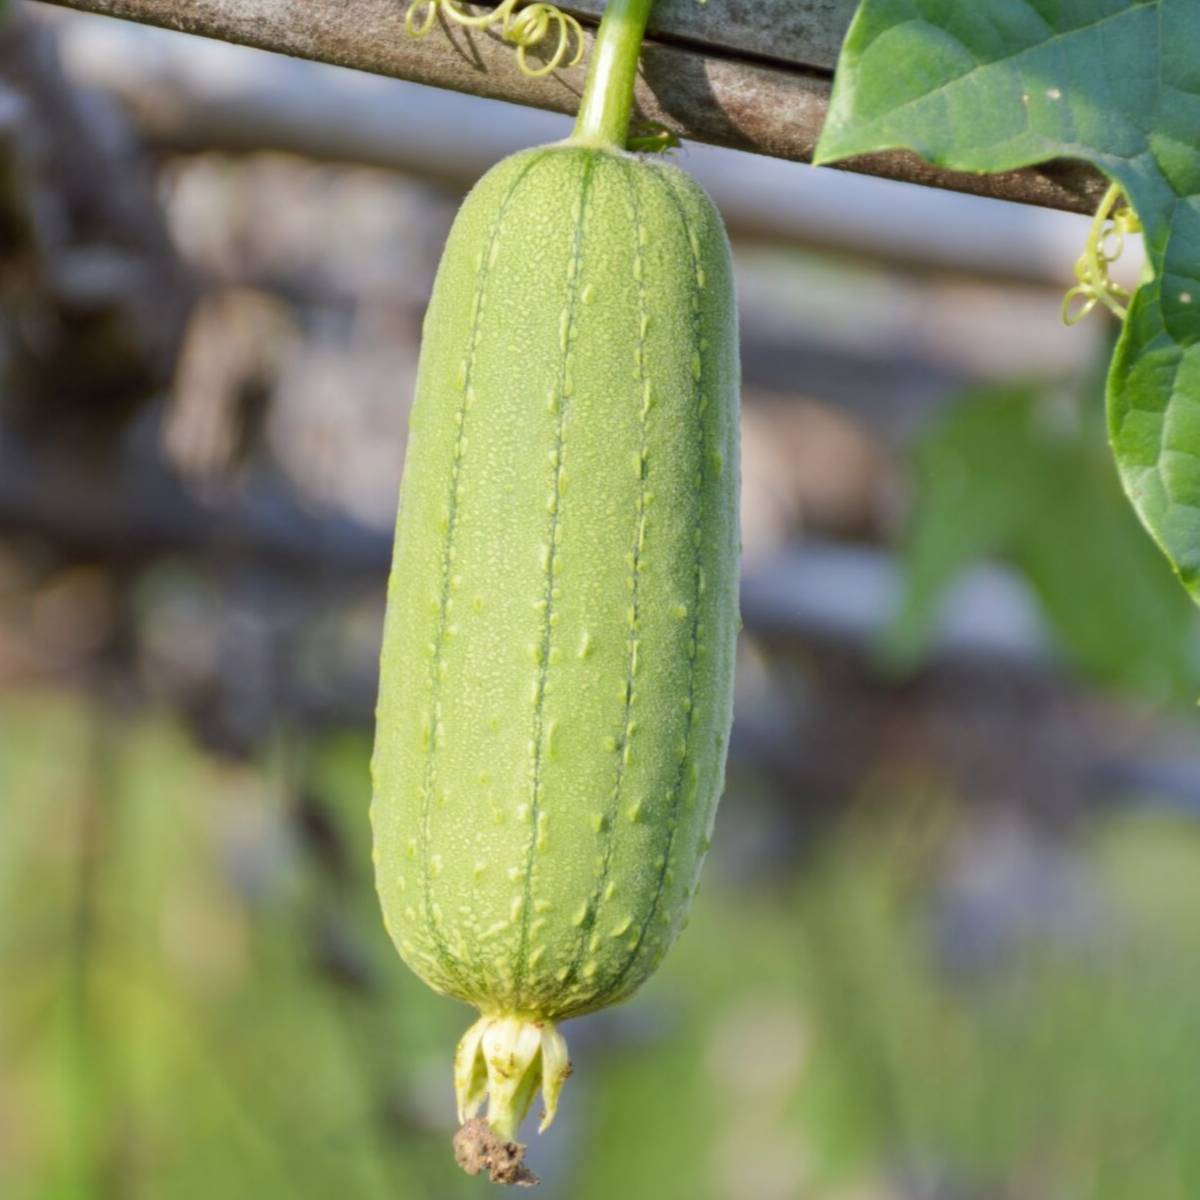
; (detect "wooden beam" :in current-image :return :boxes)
[562,0,857,72]
[31,0,1107,214]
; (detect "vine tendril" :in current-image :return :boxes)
[1062,183,1141,326]
[405,0,585,78]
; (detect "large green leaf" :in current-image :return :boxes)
[815,0,1200,603]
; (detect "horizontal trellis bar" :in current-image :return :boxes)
[33,0,1108,214]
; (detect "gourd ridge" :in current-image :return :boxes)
[513,150,598,1006]
[414,147,554,1002]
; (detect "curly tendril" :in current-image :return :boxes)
[405,0,585,78]
[1062,183,1142,326]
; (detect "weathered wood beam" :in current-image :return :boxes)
[562,0,857,72]
[31,0,1108,214]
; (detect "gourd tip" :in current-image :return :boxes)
[453,1015,571,1184]
[453,1119,541,1188]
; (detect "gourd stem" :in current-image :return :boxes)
[571,0,656,149]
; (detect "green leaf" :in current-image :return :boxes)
[815,0,1200,604]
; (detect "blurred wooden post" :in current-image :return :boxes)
[32,0,1107,214]
[0,8,192,428]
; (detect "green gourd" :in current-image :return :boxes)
[371,0,738,1175]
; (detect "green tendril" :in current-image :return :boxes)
[1062,183,1141,326]
[405,0,585,78]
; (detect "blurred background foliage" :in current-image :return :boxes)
[3,4,1200,1199]
[889,375,1200,701]
[6,698,1200,1199]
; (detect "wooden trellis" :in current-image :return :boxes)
[35,0,1107,214]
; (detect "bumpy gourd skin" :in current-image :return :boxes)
[371,143,739,1023]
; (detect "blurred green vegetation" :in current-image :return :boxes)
[0,694,476,1200]
[886,381,1200,703]
[4,689,1200,1199]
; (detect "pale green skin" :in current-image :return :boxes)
[371,143,739,1024]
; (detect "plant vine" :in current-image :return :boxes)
[405,0,585,77]
[1062,183,1142,326]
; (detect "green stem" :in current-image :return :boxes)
[570,0,656,149]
